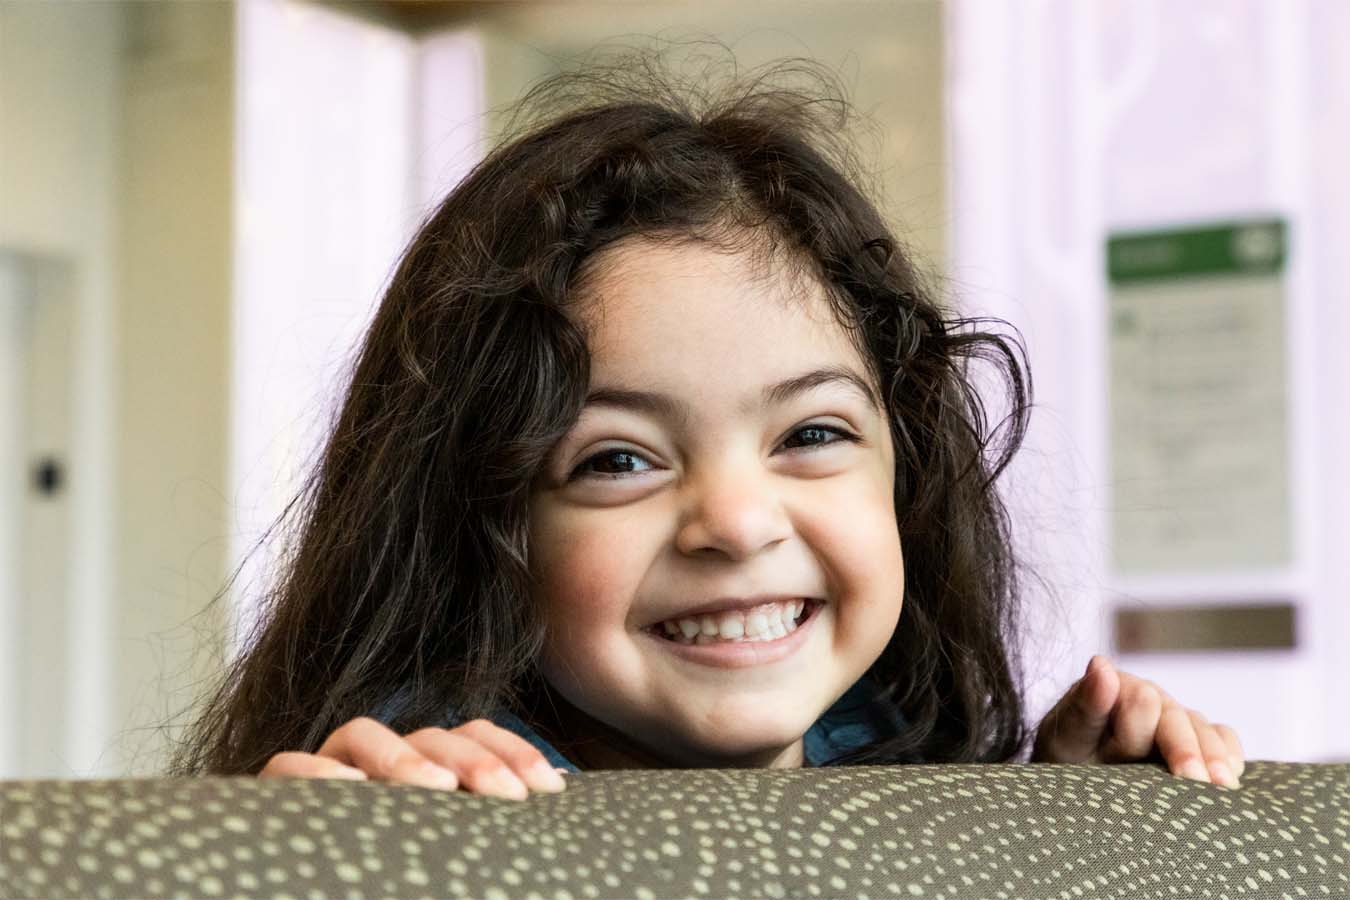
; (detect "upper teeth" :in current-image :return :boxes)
[658,599,807,644]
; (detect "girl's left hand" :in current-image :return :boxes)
[1030,655,1245,788]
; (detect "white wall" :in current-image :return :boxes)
[0,257,26,773]
[948,0,1350,762]
[230,0,415,654]
[112,2,234,777]
[0,1,237,779]
[1308,0,1350,762]
[0,2,122,778]
[229,1,490,657]
[3,256,78,776]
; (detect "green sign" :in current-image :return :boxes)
[1108,218,1291,577]
[1108,220,1286,284]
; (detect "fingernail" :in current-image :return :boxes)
[1210,762,1240,789]
[488,769,530,800]
[330,765,368,781]
[1180,760,1210,783]
[418,762,458,790]
[528,762,567,793]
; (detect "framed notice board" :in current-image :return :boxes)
[1107,219,1291,577]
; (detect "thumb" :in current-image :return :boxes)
[1034,656,1120,763]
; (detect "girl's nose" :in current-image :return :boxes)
[673,468,793,561]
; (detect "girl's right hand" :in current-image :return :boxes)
[258,717,568,800]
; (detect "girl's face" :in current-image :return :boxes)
[528,237,903,769]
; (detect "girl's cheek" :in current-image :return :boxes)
[801,469,900,553]
[795,477,905,633]
[533,511,650,625]
[534,516,656,692]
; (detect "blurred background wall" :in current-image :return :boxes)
[0,0,1344,779]
[946,0,1350,769]
[1,1,234,778]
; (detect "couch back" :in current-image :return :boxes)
[2,761,1346,898]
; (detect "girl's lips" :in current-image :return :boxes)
[640,601,822,669]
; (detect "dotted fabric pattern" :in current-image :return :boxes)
[1,762,1346,899]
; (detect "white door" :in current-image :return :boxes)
[0,251,77,777]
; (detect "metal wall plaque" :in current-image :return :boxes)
[1113,602,1296,653]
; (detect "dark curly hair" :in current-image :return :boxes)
[168,50,1032,777]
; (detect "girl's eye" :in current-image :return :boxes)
[567,424,859,482]
[569,449,653,480]
[780,423,860,451]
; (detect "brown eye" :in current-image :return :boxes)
[781,424,858,451]
[569,449,653,481]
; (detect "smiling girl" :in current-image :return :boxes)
[169,55,1244,798]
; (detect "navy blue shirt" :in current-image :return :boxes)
[377,673,904,771]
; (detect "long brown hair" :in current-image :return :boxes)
[168,51,1031,776]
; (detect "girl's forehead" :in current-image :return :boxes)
[573,237,848,345]
[570,238,877,404]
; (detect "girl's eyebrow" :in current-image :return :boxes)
[582,366,881,428]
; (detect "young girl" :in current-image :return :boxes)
[170,56,1244,800]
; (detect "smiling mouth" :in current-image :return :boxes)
[646,599,821,646]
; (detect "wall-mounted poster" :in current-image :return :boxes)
[1108,219,1291,576]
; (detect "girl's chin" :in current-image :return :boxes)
[655,713,812,762]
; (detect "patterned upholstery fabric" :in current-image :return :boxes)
[1,762,1346,899]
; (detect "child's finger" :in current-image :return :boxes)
[1047,656,1118,759]
[1191,711,1240,788]
[258,751,368,782]
[437,719,567,794]
[407,723,561,798]
[405,727,531,800]
[1214,723,1245,778]
[315,717,459,790]
[1031,656,1116,762]
[1154,703,1210,783]
[1098,675,1164,762]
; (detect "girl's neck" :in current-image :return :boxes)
[525,680,669,770]
[521,677,807,770]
